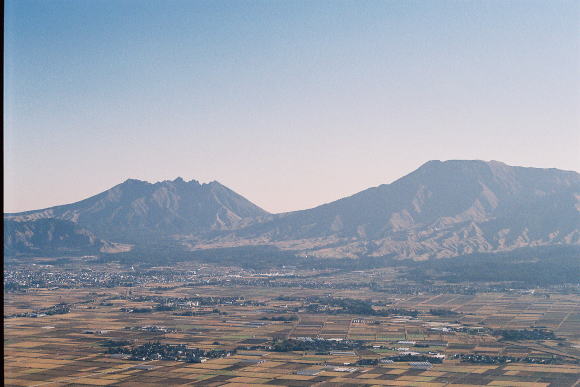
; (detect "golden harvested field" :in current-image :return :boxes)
[4,265,580,386]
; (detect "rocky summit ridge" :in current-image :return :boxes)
[4,160,580,259]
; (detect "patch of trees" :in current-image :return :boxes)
[43,303,71,315]
[120,307,152,313]
[304,296,419,317]
[107,341,234,362]
[154,303,179,311]
[430,309,460,316]
[453,353,564,364]
[494,328,558,341]
[6,303,71,318]
[100,340,131,348]
[272,338,364,352]
[173,310,215,316]
[387,354,443,364]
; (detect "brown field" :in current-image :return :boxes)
[4,264,580,386]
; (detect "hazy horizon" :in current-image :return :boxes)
[4,0,580,213]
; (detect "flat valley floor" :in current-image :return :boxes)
[4,261,580,387]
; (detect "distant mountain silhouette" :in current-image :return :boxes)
[204,160,580,259]
[5,178,268,244]
[4,161,579,259]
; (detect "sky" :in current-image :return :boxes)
[4,0,580,214]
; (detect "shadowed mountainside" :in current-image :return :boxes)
[3,218,123,255]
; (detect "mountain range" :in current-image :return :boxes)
[5,179,267,242]
[4,160,580,260]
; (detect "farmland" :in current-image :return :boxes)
[4,259,580,386]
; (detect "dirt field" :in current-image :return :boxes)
[4,263,580,386]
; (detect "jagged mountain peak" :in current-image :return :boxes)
[5,177,269,243]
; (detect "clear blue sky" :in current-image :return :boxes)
[4,0,579,213]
